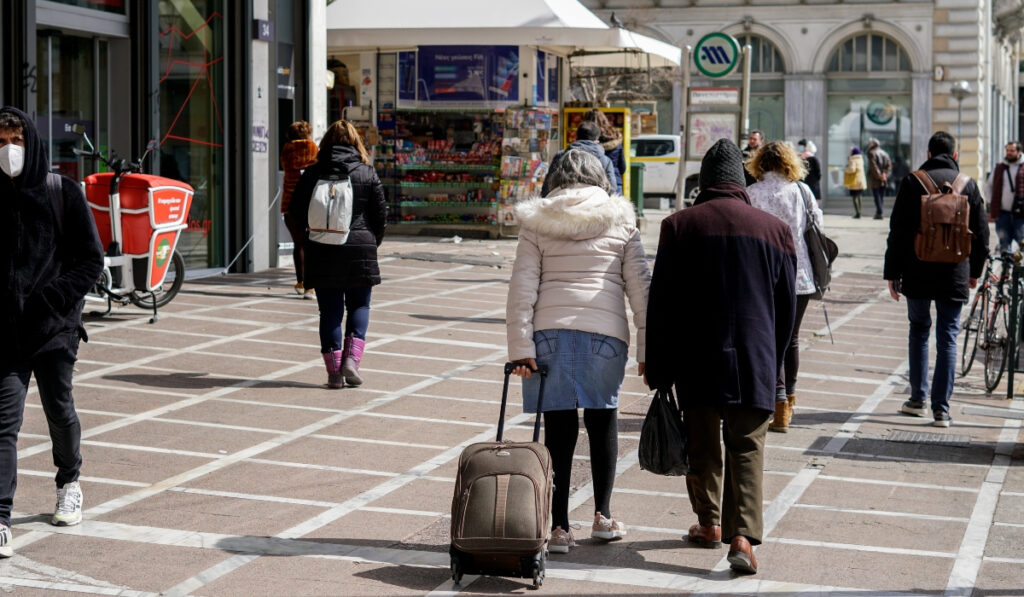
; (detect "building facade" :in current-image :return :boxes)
[1,0,327,273]
[583,0,1023,206]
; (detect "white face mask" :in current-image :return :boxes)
[0,144,24,178]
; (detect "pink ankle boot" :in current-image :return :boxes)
[322,350,344,389]
[342,336,365,386]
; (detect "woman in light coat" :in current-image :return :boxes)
[844,146,868,218]
[746,141,824,433]
[507,149,650,554]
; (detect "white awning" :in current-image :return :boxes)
[325,0,680,67]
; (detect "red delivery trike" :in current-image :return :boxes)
[71,124,192,323]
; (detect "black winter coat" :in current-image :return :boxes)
[802,155,822,201]
[645,182,797,413]
[288,144,387,289]
[883,154,989,302]
[0,106,104,360]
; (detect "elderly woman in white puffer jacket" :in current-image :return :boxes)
[506,149,650,555]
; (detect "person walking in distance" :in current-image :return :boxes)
[507,149,650,554]
[844,147,867,218]
[797,139,821,201]
[0,107,104,557]
[288,120,387,388]
[867,138,892,219]
[884,132,989,427]
[582,108,625,195]
[741,129,765,186]
[985,141,1024,253]
[746,141,824,433]
[645,139,797,574]
[541,121,617,197]
[281,120,319,299]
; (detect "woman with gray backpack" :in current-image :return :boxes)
[288,120,387,388]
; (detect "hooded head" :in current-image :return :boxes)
[0,107,48,189]
[851,146,862,155]
[698,139,746,189]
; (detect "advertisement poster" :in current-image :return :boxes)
[535,51,545,104]
[417,45,519,102]
[548,58,558,104]
[398,51,417,101]
[687,112,739,159]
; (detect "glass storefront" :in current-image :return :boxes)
[157,0,225,268]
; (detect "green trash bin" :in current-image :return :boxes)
[629,162,645,217]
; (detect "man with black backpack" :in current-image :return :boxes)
[0,107,104,557]
[985,141,1024,252]
[884,131,989,428]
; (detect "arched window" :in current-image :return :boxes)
[736,34,785,74]
[827,33,910,73]
[718,34,786,141]
[824,33,913,203]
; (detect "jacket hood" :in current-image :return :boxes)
[319,143,366,168]
[600,137,622,153]
[693,181,751,206]
[920,153,959,172]
[1,106,48,189]
[570,139,606,156]
[515,185,635,240]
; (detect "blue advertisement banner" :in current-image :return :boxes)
[548,56,558,104]
[398,51,417,101]
[535,51,546,104]
[417,45,519,102]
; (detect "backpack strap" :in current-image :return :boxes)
[912,170,939,195]
[949,173,970,195]
[46,172,64,237]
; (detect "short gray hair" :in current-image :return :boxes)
[545,149,612,194]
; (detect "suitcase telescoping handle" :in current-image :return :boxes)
[498,362,548,443]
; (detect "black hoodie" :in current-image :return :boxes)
[0,106,104,359]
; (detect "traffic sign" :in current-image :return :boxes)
[694,33,740,78]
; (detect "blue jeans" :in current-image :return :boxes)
[906,298,962,415]
[994,212,1024,253]
[316,286,372,353]
[872,187,885,216]
[0,334,83,526]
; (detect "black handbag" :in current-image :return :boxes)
[800,182,838,300]
[638,388,688,476]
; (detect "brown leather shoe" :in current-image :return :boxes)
[727,535,758,574]
[686,523,722,548]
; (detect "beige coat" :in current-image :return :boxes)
[506,185,650,362]
[844,154,868,191]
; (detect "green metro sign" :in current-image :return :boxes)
[694,33,740,78]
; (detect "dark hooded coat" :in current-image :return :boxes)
[0,106,104,360]
[883,153,989,302]
[645,140,797,413]
[288,143,387,289]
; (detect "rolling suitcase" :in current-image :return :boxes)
[449,362,553,588]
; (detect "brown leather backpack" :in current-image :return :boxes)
[912,170,972,263]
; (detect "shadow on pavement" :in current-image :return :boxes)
[102,372,320,390]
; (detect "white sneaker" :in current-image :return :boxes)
[592,513,627,541]
[0,524,12,558]
[51,481,83,526]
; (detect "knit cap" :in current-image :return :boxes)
[698,139,746,189]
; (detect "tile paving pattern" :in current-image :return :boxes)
[1,234,1022,596]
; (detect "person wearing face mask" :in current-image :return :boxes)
[0,107,104,558]
[985,141,1024,253]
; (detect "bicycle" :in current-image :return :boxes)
[961,254,998,377]
[70,124,193,323]
[979,252,1021,392]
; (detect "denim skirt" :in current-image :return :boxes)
[521,329,628,414]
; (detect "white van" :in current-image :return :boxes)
[630,134,701,208]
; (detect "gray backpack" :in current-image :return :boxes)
[307,177,353,245]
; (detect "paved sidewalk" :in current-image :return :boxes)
[2,213,1023,596]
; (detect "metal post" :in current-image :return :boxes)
[957,100,963,151]
[675,45,691,212]
[740,45,751,137]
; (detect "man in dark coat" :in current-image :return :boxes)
[884,131,988,428]
[0,106,104,557]
[867,137,893,219]
[541,121,619,196]
[741,129,764,186]
[645,139,797,574]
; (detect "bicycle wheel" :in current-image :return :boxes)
[130,251,186,309]
[984,299,1009,392]
[960,288,986,376]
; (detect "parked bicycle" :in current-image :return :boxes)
[71,124,193,323]
[960,251,1021,391]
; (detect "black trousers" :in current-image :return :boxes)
[777,294,812,397]
[0,334,83,526]
[543,408,617,531]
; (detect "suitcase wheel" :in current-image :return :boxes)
[530,553,545,589]
[450,554,464,584]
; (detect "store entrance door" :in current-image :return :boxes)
[36,30,108,181]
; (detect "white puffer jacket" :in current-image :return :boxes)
[506,185,651,362]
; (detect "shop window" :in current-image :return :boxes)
[828,33,910,73]
[158,0,225,269]
[47,0,126,14]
